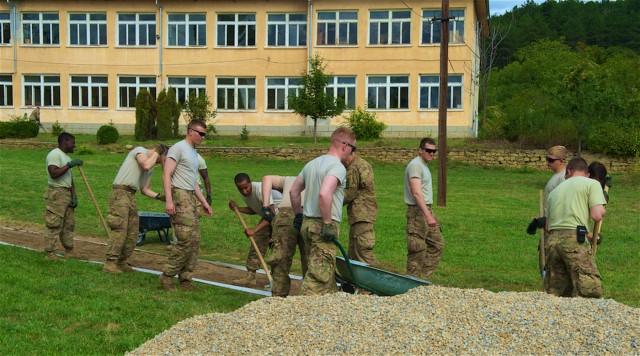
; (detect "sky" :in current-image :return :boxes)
[489,0,546,16]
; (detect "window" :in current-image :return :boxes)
[0,75,12,106]
[1,12,10,45]
[266,77,302,110]
[70,75,108,108]
[422,9,465,44]
[326,76,356,109]
[167,13,206,47]
[23,75,60,107]
[367,75,409,109]
[117,13,156,46]
[69,13,107,46]
[168,76,206,105]
[419,75,463,109]
[316,11,357,46]
[118,76,156,108]
[217,13,255,47]
[267,13,306,47]
[368,10,410,45]
[22,13,59,45]
[217,77,256,111]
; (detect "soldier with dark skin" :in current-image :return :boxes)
[43,132,84,260]
[343,152,380,266]
[545,157,606,298]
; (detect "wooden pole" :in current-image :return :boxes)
[437,0,450,207]
[232,206,273,286]
[591,186,609,257]
[77,166,111,240]
[538,190,546,279]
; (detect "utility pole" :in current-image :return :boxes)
[437,0,450,207]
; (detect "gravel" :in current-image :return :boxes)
[128,286,639,355]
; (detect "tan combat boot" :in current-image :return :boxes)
[45,251,63,261]
[117,261,135,273]
[65,249,88,260]
[179,280,198,291]
[103,260,123,274]
[159,273,176,291]
[233,271,257,288]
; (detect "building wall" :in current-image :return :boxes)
[0,0,484,137]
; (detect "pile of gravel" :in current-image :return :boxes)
[128,286,639,355]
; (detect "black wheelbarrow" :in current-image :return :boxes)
[333,238,431,296]
[137,211,172,246]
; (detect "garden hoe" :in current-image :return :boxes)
[232,206,273,292]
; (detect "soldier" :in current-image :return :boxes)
[290,127,356,295]
[229,173,282,288]
[255,175,306,297]
[404,137,444,281]
[343,152,380,266]
[545,157,606,298]
[43,132,84,260]
[103,144,168,274]
[544,145,568,212]
[158,120,212,291]
[197,153,212,206]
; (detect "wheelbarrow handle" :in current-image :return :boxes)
[332,237,357,287]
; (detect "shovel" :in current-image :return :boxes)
[78,165,112,240]
[232,206,273,288]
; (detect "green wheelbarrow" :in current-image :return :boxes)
[332,238,431,296]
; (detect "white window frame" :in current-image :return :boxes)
[368,10,411,45]
[68,13,107,46]
[216,13,256,47]
[366,75,410,110]
[22,12,60,46]
[421,9,465,45]
[168,76,207,105]
[23,74,61,107]
[266,13,307,47]
[70,75,108,108]
[316,11,358,46]
[0,74,13,106]
[265,77,302,111]
[419,74,463,109]
[117,13,157,47]
[216,77,256,111]
[1,12,11,45]
[117,76,156,108]
[326,76,356,110]
[167,13,207,47]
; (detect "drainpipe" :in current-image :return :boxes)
[10,1,17,74]
[158,5,163,89]
[308,0,313,69]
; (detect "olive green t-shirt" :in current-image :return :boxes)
[112,147,154,190]
[544,171,565,213]
[166,140,199,191]
[404,156,432,205]
[242,182,282,214]
[547,176,607,232]
[299,155,346,222]
[46,148,72,188]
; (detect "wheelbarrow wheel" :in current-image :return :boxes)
[136,231,146,246]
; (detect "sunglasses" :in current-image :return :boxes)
[190,128,206,137]
[342,141,357,152]
[546,156,561,163]
[422,147,437,154]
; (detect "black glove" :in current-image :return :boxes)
[526,217,546,235]
[292,213,303,233]
[261,206,274,223]
[320,223,337,242]
[206,194,212,206]
[69,195,78,208]
[155,193,166,202]
[67,159,83,168]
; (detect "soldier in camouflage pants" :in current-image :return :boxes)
[343,153,380,266]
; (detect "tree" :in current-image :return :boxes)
[134,89,155,141]
[288,55,346,143]
[156,89,174,140]
[183,92,217,134]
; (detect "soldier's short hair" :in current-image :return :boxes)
[420,137,436,148]
[58,132,75,146]
[547,145,568,160]
[234,173,251,185]
[567,157,588,172]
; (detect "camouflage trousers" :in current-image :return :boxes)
[269,207,307,297]
[348,221,380,266]
[245,224,271,273]
[406,204,444,281]
[163,188,200,282]
[43,186,75,253]
[106,186,138,263]
[300,217,339,296]
[545,229,603,298]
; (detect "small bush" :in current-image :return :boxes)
[96,124,120,144]
[51,121,64,137]
[587,122,640,157]
[0,118,39,139]
[240,125,250,142]
[342,106,387,141]
[75,144,96,155]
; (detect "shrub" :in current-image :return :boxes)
[50,120,64,137]
[586,122,640,157]
[342,106,387,141]
[240,125,250,142]
[75,144,96,155]
[135,89,155,141]
[184,92,217,134]
[156,89,173,140]
[0,115,39,139]
[96,123,119,144]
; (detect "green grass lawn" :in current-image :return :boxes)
[0,144,638,354]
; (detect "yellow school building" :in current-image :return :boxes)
[0,0,488,137]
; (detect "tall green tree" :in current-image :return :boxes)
[134,89,155,141]
[156,89,174,140]
[288,55,346,143]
